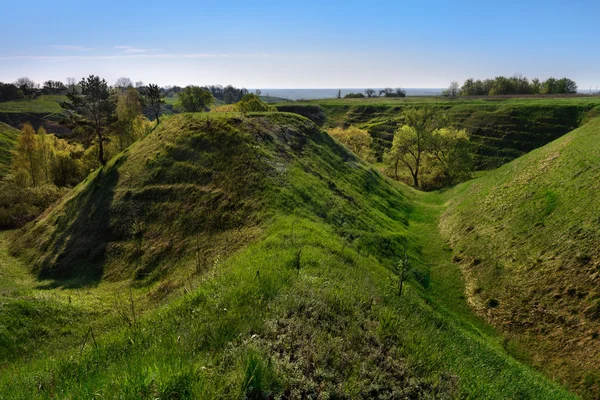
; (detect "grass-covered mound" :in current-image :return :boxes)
[441,117,600,397]
[13,113,340,283]
[3,112,574,398]
[0,121,18,176]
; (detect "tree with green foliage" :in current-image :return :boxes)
[12,124,38,186]
[429,127,472,185]
[344,92,365,98]
[62,75,115,166]
[141,84,165,125]
[176,86,214,112]
[456,76,577,96]
[116,87,144,150]
[385,108,438,187]
[531,78,542,94]
[0,82,23,102]
[364,88,375,98]
[556,78,577,94]
[37,126,52,184]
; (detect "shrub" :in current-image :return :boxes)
[328,126,375,162]
[236,94,276,113]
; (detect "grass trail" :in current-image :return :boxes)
[0,231,35,294]
[408,189,504,345]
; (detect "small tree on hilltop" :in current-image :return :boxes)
[176,86,214,112]
[365,88,375,98]
[116,87,144,150]
[62,75,115,166]
[142,84,165,125]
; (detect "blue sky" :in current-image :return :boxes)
[1,0,599,89]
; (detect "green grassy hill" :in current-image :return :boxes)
[0,121,19,176]
[282,96,600,170]
[2,112,574,398]
[0,95,66,129]
[441,117,600,397]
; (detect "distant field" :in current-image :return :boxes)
[0,95,66,113]
[260,95,289,103]
[0,95,67,129]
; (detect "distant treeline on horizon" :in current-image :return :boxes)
[0,74,591,103]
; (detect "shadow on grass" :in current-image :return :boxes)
[35,156,127,289]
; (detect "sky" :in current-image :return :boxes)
[1,0,599,89]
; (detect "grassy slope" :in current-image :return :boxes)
[0,95,66,128]
[0,122,19,176]
[283,96,600,170]
[2,113,574,398]
[441,117,600,398]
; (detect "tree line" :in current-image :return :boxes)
[342,88,407,99]
[443,75,578,97]
[0,76,254,106]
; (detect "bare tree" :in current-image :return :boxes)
[448,81,460,97]
[114,77,133,90]
[15,77,36,93]
[364,88,375,98]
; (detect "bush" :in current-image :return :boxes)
[236,94,276,113]
[344,92,365,98]
[328,126,375,162]
[0,181,65,228]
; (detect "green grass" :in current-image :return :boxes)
[0,95,67,128]
[0,121,18,176]
[1,112,578,398]
[441,117,600,397]
[0,95,66,114]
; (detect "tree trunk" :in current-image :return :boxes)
[29,154,37,187]
[98,131,106,166]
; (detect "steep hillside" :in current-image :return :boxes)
[4,113,574,398]
[284,97,600,169]
[0,121,18,176]
[441,117,600,397]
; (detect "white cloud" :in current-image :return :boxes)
[115,45,162,53]
[183,53,230,58]
[0,54,175,61]
[47,45,94,52]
